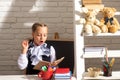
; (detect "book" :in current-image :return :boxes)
[54,79,70,80]
[54,78,70,80]
[82,0,102,4]
[55,71,71,77]
[82,0,104,9]
[83,4,104,9]
[33,57,65,70]
[54,68,71,79]
[55,68,70,74]
[54,76,71,79]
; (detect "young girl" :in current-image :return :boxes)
[18,23,56,74]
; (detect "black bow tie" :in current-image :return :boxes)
[104,17,113,25]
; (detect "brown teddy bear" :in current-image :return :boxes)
[100,7,120,33]
[80,8,101,35]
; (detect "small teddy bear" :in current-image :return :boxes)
[100,7,120,33]
[80,8,101,35]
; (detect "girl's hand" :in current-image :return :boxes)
[21,40,29,54]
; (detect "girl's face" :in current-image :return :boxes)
[32,26,48,46]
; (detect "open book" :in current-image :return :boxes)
[33,57,65,70]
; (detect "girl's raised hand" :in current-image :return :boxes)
[21,40,29,54]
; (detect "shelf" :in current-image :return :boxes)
[74,0,120,79]
[83,71,120,79]
[83,31,120,36]
[83,50,120,58]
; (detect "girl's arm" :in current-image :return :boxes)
[18,40,29,70]
[17,54,28,70]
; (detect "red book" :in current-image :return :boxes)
[55,68,70,74]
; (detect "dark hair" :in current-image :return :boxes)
[32,23,47,32]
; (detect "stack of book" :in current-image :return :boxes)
[54,68,71,80]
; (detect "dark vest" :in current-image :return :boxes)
[26,40,51,74]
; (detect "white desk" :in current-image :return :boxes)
[0,75,40,80]
[0,75,70,80]
[83,71,120,79]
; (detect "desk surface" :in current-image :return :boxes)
[0,75,70,80]
[0,75,40,80]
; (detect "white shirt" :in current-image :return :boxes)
[17,43,56,70]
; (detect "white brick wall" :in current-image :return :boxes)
[0,0,73,74]
[0,0,120,75]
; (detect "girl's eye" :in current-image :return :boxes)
[37,34,41,36]
[36,34,47,37]
[44,34,47,37]
[36,34,42,37]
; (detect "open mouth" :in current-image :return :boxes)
[39,41,44,44]
[40,41,43,43]
[36,41,44,46]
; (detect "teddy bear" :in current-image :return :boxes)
[100,7,120,33]
[80,8,101,35]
